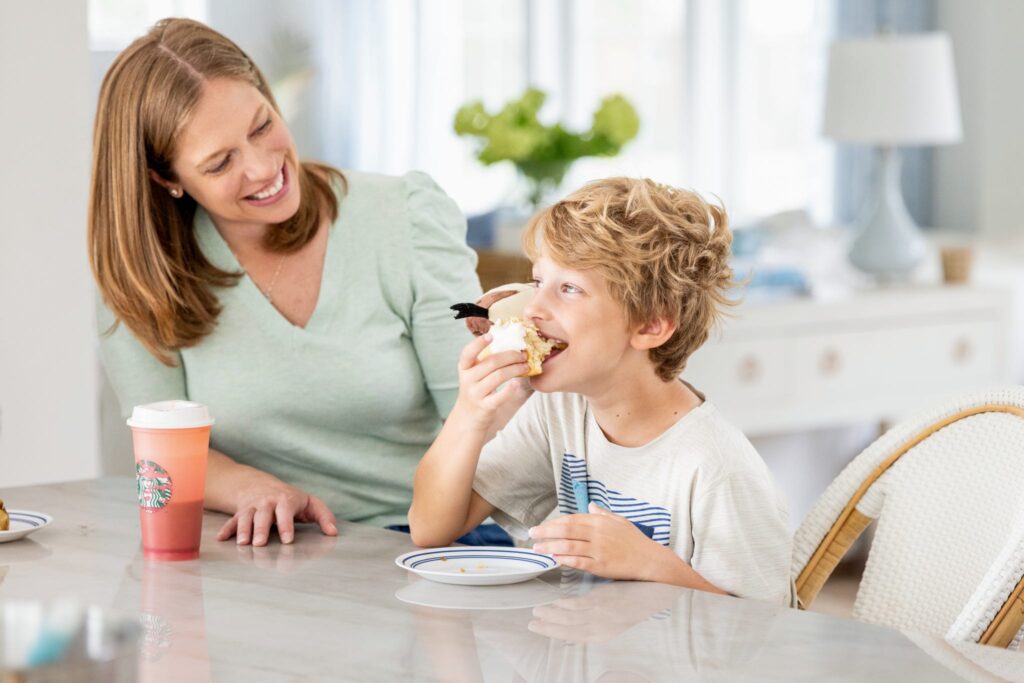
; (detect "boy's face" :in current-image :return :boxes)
[525,255,639,396]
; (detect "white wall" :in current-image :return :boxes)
[934,0,1024,239]
[0,2,100,486]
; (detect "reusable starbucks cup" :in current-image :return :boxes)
[128,401,213,560]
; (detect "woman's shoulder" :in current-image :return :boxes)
[333,169,464,244]
[330,168,441,203]
[333,168,400,195]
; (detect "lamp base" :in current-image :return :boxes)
[848,147,926,278]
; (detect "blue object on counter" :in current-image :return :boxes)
[731,227,764,259]
[748,267,808,290]
[731,261,809,300]
[466,210,496,249]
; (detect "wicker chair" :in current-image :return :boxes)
[792,387,1024,648]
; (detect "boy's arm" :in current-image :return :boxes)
[529,503,729,595]
[409,334,531,547]
[409,409,496,547]
[643,543,730,595]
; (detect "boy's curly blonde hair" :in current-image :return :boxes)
[523,177,735,381]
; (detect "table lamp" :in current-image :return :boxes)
[824,32,962,277]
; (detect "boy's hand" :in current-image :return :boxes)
[452,334,532,432]
[529,503,676,581]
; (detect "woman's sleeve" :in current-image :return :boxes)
[402,171,483,418]
[96,296,187,418]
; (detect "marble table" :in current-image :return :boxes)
[1,478,1021,682]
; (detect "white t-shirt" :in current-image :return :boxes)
[473,388,793,605]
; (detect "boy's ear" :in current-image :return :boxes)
[631,316,677,351]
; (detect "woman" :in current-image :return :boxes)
[89,18,492,547]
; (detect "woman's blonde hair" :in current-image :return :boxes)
[88,18,344,365]
[523,177,735,381]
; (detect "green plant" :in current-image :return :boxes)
[454,88,640,208]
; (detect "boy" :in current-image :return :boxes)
[409,178,791,604]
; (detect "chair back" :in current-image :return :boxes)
[792,388,1024,646]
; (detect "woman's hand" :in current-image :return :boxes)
[451,334,532,434]
[204,449,338,546]
[215,478,338,546]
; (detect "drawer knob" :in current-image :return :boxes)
[819,348,842,376]
[953,338,973,364]
[737,355,762,384]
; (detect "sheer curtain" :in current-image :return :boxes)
[315,0,527,215]
[314,0,837,223]
[563,0,834,224]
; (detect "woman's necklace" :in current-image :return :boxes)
[250,253,287,304]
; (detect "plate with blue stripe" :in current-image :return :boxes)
[0,510,53,543]
[395,546,560,586]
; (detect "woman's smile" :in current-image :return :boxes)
[244,163,289,206]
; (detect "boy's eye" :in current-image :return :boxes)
[530,278,542,288]
[208,154,232,174]
[562,283,583,294]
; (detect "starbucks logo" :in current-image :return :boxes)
[138,612,172,662]
[136,460,173,510]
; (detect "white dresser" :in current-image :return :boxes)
[683,285,1013,436]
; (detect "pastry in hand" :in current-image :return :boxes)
[452,283,567,376]
[0,499,8,532]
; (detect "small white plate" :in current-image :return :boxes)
[0,510,53,543]
[395,546,559,586]
[395,577,562,610]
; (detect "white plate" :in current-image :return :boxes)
[395,577,562,610]
[0,510,53,543]
[395,546,559,586]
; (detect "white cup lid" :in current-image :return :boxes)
[127,400,214,429]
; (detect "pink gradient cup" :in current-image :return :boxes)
[128,401,213,561]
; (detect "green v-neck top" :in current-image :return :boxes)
[98,170,482,527]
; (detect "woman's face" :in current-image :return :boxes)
[169,77,301,232]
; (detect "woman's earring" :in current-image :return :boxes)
[170,188,183,198]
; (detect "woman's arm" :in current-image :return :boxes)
[206,448,338,546]
[400,171,484,420]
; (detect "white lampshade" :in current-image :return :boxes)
[824,32,962,146]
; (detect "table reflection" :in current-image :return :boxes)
[228,530,339,574]
[407,570,780,682]
[113,554,212,683]
[906,632,1024,683]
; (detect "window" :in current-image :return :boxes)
[318,0,835,222]
[88,0,207,51]
[729,0,834,223]
[563,0,688,195]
